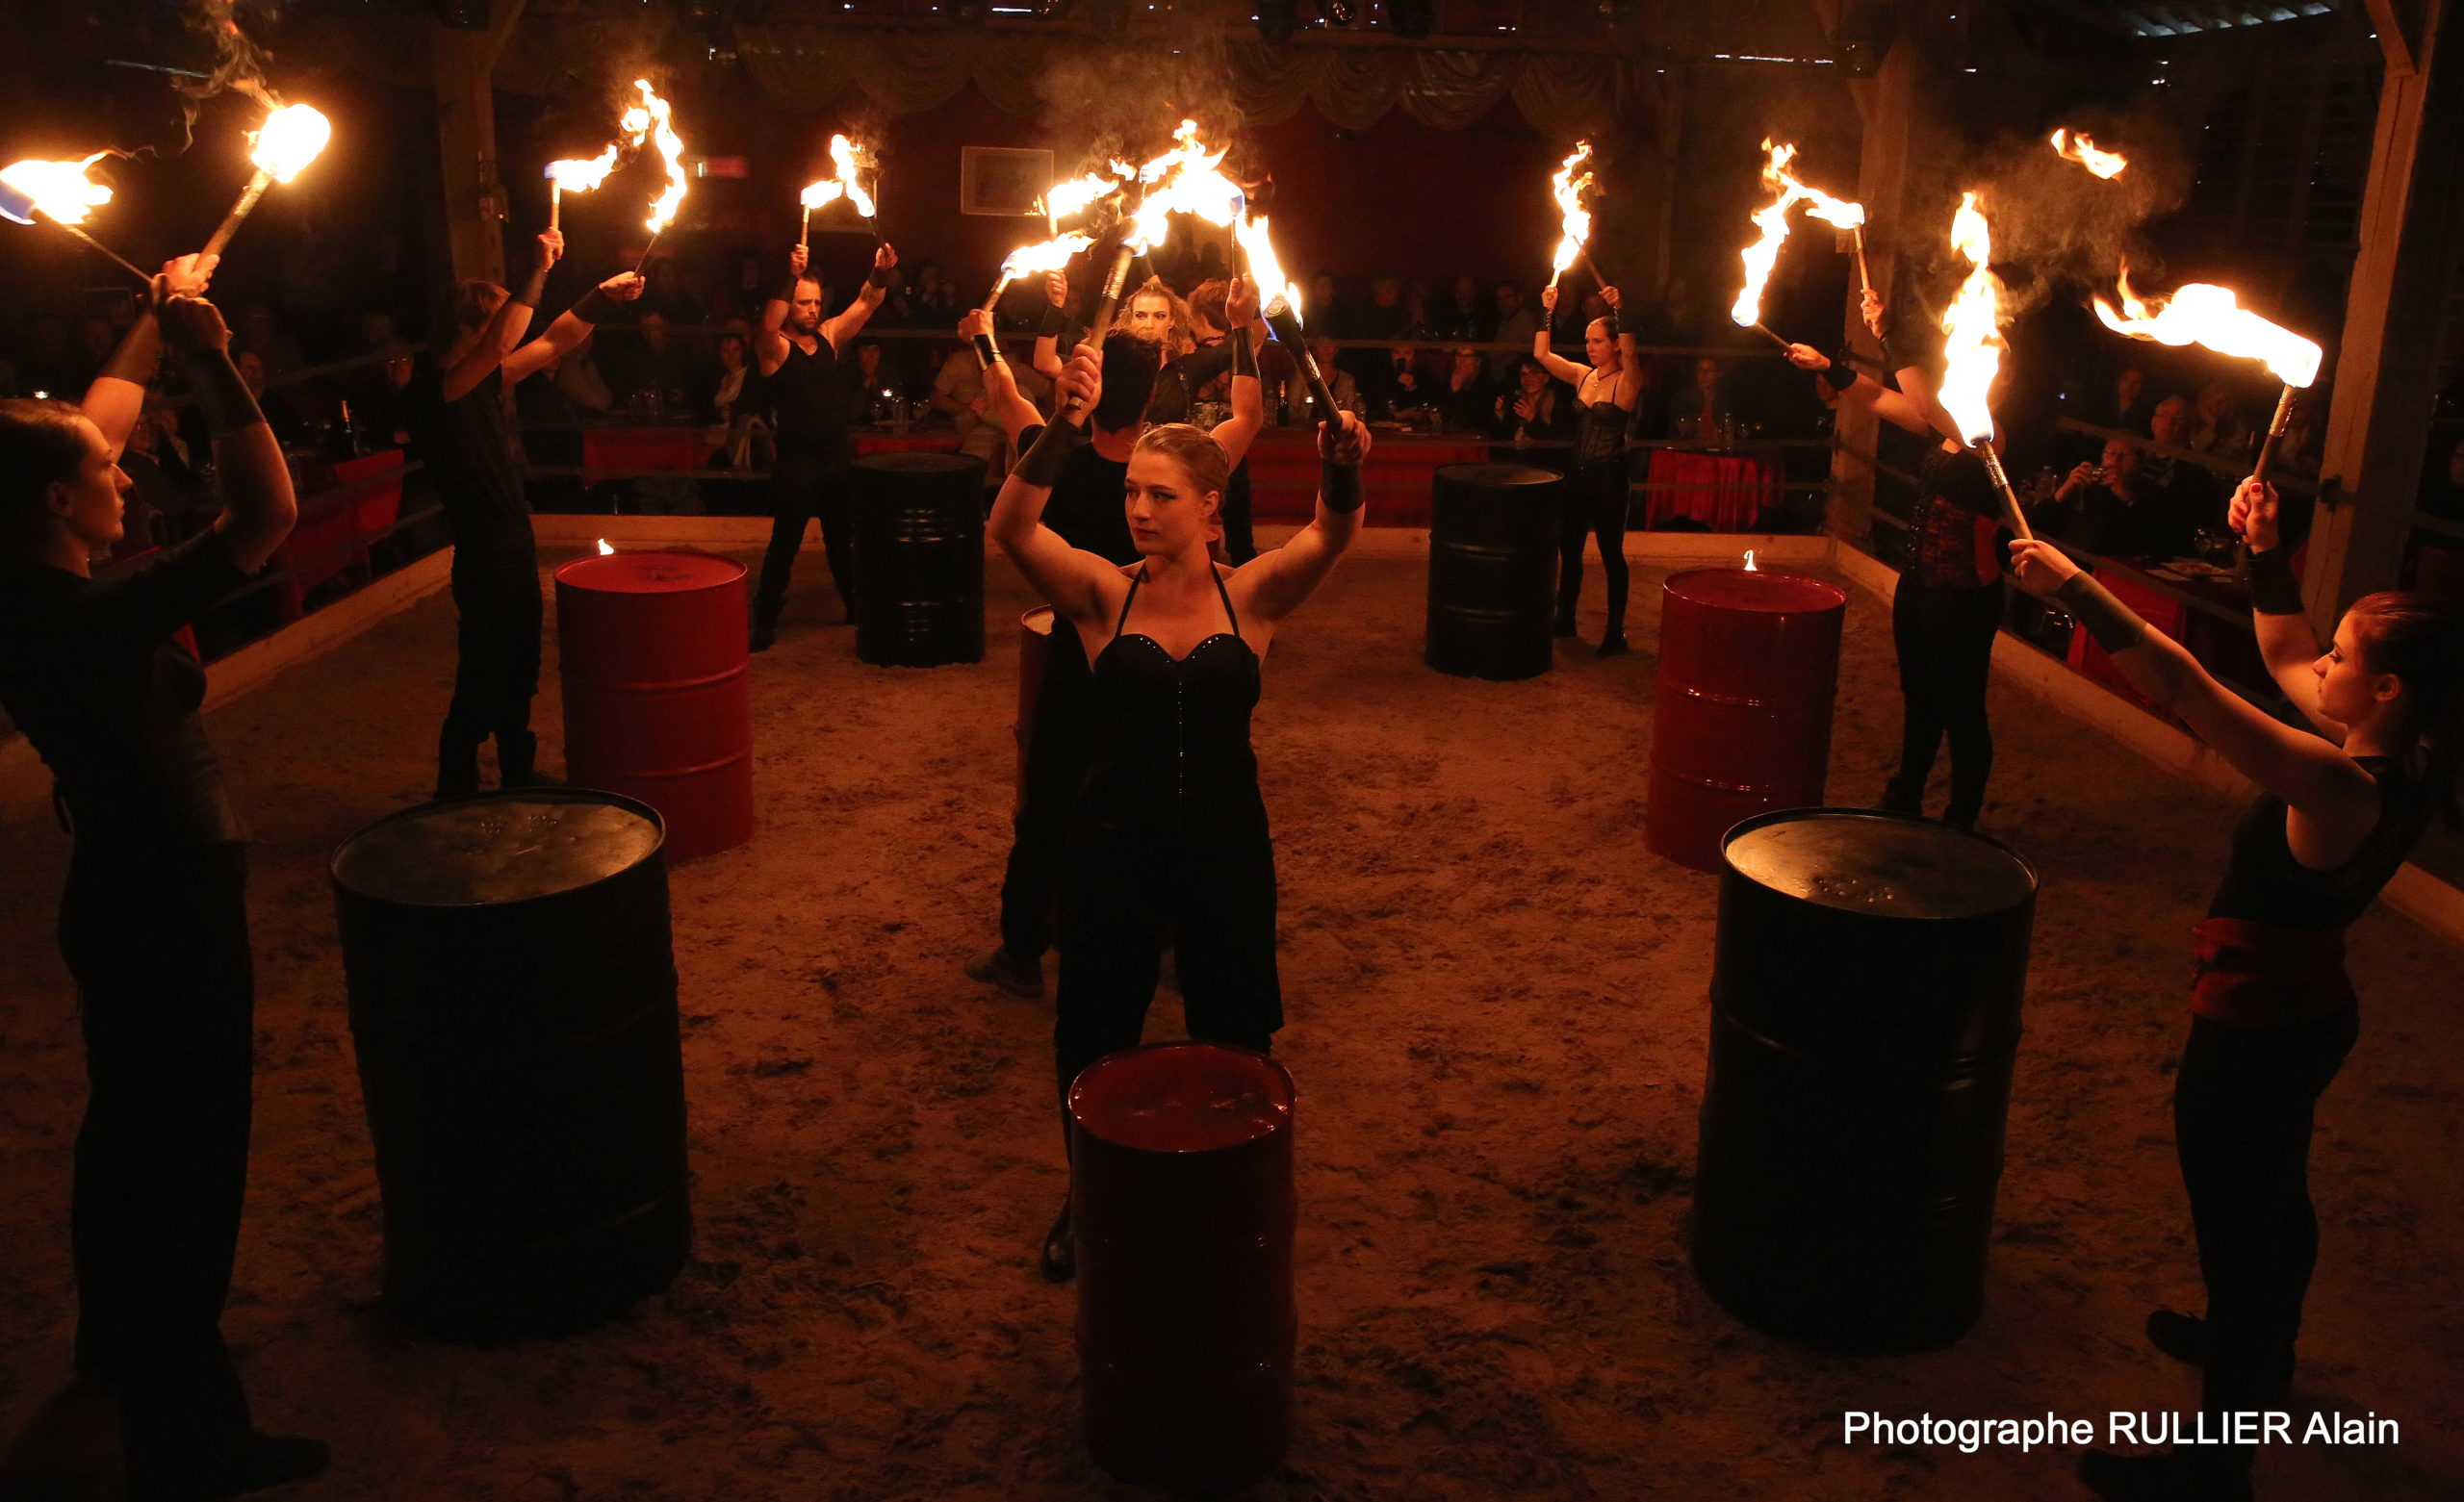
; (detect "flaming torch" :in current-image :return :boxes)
[0,153,149,283]
[1935,191,2034,541]
[1546,141,1601,294]
[2092,267,2323,492]
[622,79,688,268]
[1240,213,1336,420]
[2050,129,2128,181]
[979,230,1094,366]
[201,103,331,259]
[1730,140,1867,350]
[797,179,841,250]
[546,143,621,233]
[799,133,878,247]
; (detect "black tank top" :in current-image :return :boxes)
[768,337,854,460]
[1574,396,1626,469]
[1082,565,1264,839]
[2208,755,2427,929]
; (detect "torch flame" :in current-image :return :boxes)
[1937,191,2007,446]
[1122,119,1240,254]
[249,104,331,185]
[1041,161,1135,234]
[998,230,1094,283]
[547,143,622,195]
[2092,267,2322,388]
[620,80,688,238]
[2050,129,2128,180]
[799,179,843,212]
[1549,141,1596,280]
[828,134,876,219]
[597,538,615,556]
[1731,140,1866,328]
[0,153,114,226]
[1237,214,1299,319]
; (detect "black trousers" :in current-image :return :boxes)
[1221,462,1257,566]
[755,450,854,626]
[1554,463,1630,638]
[2176,1006,2360,1426]
[1053,812,1281,1103]
[998,675,1097,965]
[1886,577,2003,824]
[60,840,258,1494]
[442,539,542,749]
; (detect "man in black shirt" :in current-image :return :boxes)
[411,228,643,796]
[750,239,898,651]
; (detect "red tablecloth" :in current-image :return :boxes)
[272,449,404,620]
[854,433,962,456]
[1643,450,1782,532]
[582,426,709,481]
[1246,431,1489,527]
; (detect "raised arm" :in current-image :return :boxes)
[1531,283,1589,387]
[1031,271,1069,381]
[820,242,899,351]
[1785,342,1955,443]
[960,308,1045,446]
[161,294,295,572]
[2230,477,2344,736]
[987,342,1122,628]
[84,255,216,456]
[503,270,645,385]
[444,231,560,402]
[1207,278,1267,467]
[2007,538,2380,844]
[756,243,806,377]
[1240,410,1369,621]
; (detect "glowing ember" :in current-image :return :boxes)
[547,143,622,195]
[1236,214,1299,319]
[620,80,688,237]
[1937,191,2008,446]
[828,134,876,219]
[1731,140,1866,329]
[1549,141,1596,284]
[0,153,114,225]
[250,104,331,184]
[2049,129,2128,180]
[2092,267,2322,388]
[597,538,615,556]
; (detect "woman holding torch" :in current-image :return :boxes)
[415,229,644,796]
[1531,281,1643,656]
[2004,484,2461,1502]
[988,338,1368,1282]
[0,273,328,1497]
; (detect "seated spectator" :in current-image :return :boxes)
[234,303,307,386]
[850,339,909,423]
[1666,355,1734,443]
[117,394,212,547]
[1439,346,1496,435]
[605,310,702,417]
[1488,279,1537,380]
[931,339,1002,482]
[722,249,770,321]
[2141,393,2224,538]
[1428,273,1494,344]
[1493,354,1574,463]
[902,261,962,331]
[2040,436,2200,560]
[1378,346,1435,422]
[1283,334,1363,424]
[2188,379,2251,458]
[701,329,763,468]
[2418,435,2464,524]
[236,348,312,446]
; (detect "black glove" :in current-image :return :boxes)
[1012,420,1080,489]
[866,263,897,291]
[2246,545,2305,617]
[1232,327,1257,380]
[1038,300,1068,340]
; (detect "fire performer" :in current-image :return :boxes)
[1783,292,2007,827]
[2004,484,2462,1502]
[749,237,899,651]
[0,272,331,1497]
[1033,268,1263,427]
[988,336,1365,1282]
[1532,280,1642,656]
[963,278,1268,1004]
[416,229,644,796]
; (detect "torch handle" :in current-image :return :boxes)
[984,273,1012,317]
[44,216,151,285]
[1974,443,2036,543]
[1264,305,1337,420]
[1748,322,1793,352]
[2246,383,2298,493]
[1058,246,1137,418]
[970,333,1003,371]
[550,186,561,235]
[199,170,273,260]
[1578,247,1606,292]
[799,205,809,252]
[1851,227,1871,297]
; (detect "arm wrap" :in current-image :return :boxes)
[2246,545,2305,616]
[1320,458,1364,516]
[186,348,265,438]
[1232,327,1257,380]
[2057,572,2151,655]
[1823,351,1860,392]
[866,264,897,291]
[1038,301,1068,340]
[571,287,621,324]
[1011,419,1079,489]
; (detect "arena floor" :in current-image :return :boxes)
[2,547,2458,1501]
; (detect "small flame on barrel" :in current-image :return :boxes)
[2049,129,2128,180]
[1742,548,1758,572]
[597,538,615,556]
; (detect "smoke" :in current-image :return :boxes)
[1957,101,2196,319]
[174,0,286,136]
[1032,25,1247,185]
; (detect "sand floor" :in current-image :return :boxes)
[2,547,2459,1501]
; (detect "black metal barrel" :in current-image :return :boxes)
[1690,808,2038,1353]
[850,451,987,668]
[1425,463,1563,680]
[330,790,691,1344]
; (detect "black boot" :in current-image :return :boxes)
[1040,1197,1075,1284]
[434,730,483,801]
[495,730,561,790]
[750,598,782,653]
[2145,1308,2209,1367]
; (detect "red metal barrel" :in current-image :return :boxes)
[553,550,754,863]
[1017,606,1054,807]
[1647,567,1849,873]
[1069,1041,1297,1496]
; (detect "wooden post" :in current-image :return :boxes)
[432,0,529,288]
[1823,17,1920,545]
[2303,0,2463,626]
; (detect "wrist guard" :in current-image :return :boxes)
[1320,455,1364,516]
[1012,419,1080,489]
[1823,351,1859,392]
[187,348,264,438]
[1038,301,1067,339]
[2246,545,2305,616]
[1232,326,1257,380]
[572,287,621,324]
[2057,572,2150,654]
[511,264,551,309]
[866,264,897,291]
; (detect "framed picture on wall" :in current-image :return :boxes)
[960,146,1052,217]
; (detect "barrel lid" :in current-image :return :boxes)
[333,791,663,906]
[1665,567,1847,615]
[1434,462,1561,489]
[1722,809,2036,920]
[553,550,746,596]
[856,451,982,474]
[1069,1041,1295,1153]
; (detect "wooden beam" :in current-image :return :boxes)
[1826,25,1919,542]
[2366,0,2426,75]
[2305,0,2462,624]
[433,0,528,289]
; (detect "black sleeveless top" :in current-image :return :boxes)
[1574,396,1626,470]
[768,336,855,460]
[2208,755,2427,929]
[1081,565,1264,840]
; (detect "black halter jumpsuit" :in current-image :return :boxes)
[1556,395,1630,640]
[1053,565,1280,1096]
